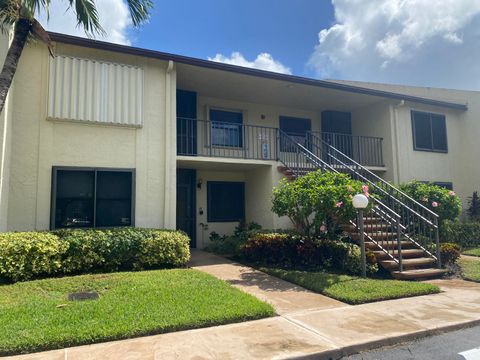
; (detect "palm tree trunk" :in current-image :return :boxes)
[0,19,32,115]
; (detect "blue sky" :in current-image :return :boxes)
[129,0,333,78]
[42,0,480,90]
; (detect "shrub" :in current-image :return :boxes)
[440,220,480,249]
[272,170,371,236]
[468,191,480,221]
[440,242,461,265]
[205,222,262,255]
[240,232,378,275]
[0,232,66,282]
[399,181,461,225]
[0,228,190,282]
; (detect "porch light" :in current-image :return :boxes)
[352,194,369,209]
[352,193,369,278]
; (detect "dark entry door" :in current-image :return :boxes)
[177,90,197,155]
[321,111,353,158]
[176,169,196,247]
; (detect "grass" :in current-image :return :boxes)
[463,248,480,257]
[459,257,480,282]
[0,269,274,355]
[261,268,440,305]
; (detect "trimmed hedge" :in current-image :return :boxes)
[0,228,190,282]
[240,232,378,275]
[441,220,480,249]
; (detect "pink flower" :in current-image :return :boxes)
[362,185,369,193]
[335,201,343,208]
[346,185,353,192]
[364,192,370,198]
[320,225,327,233]
[432,201,439,207]
[449,191,456,196]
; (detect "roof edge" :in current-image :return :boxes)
[48,32,468,111]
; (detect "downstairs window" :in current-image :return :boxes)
[51,167,134,229]
[207,181,245,222]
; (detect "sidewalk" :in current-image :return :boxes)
[5,251,480,360]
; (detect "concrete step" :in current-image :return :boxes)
[373,249,425,260]
[380,257,436,270]
[391,268,447,280]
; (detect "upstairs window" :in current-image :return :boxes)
[48,56,144,126]
[51,167,134,229]
[411,111,448,152]
[209,109,243,147]
[279,116,311,151]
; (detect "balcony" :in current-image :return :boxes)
[177,118,384,167]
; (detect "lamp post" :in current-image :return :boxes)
[352,193,369,277]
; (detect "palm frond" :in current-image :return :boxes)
[125,0,152,26]
[68,0,105,36]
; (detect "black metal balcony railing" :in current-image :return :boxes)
[307,131,384,167]
[176,118,384,167]
[177,117,278,160]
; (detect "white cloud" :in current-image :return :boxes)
[209,52,292,74]
[309,0,480,89]
[37,0,132,45]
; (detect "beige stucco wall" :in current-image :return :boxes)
[193,163,292,249]
[332,80,479,210]
[0,33,13,231]
[3,41,177,231]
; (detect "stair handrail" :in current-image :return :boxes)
[307,132,441,266]
[307,132,439,220]
[278,130,404,265]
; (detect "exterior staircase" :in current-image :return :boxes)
[277,130,447,280]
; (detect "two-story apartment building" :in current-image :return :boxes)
[0,32,477,249]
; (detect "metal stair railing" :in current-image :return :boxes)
[277,130,403,266]
[307,132,441,268]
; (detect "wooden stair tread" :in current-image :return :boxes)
[391,268,447,280]
[373,249,425,259]
[365,240,417,249]
[380,257,436,270]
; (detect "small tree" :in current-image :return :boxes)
[272,170,370,236]
[468,191,480,221]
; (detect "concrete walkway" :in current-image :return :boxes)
[5,251,480,360]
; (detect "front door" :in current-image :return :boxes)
[279,116,311,151]
[177,90,197,155]
[176,169,196,247]
[321,111,353,158]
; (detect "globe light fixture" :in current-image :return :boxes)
[352,193,369,209]
[352,193,369,277]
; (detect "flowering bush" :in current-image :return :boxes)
[272,171,371,236]
[240,232,378,275]
[399,181,462,225]
[439,242,461,265]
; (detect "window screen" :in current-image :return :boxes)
[52,168,134,229]
[207,181,245,222]
[411,111,447,152]
[210,109,243,147]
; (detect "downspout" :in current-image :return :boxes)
[391,100,405,184]
[163,60,175,228]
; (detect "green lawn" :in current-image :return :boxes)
[460,257,480,282]
[463,248,480,257]
[261,268,440,305]
[0,269,274,355]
